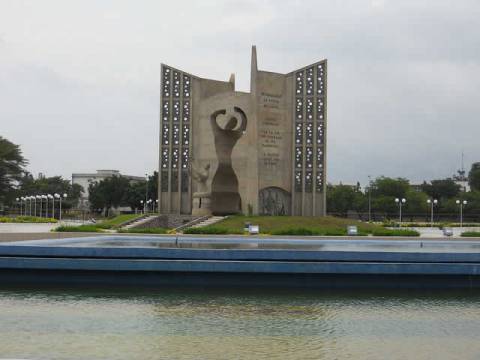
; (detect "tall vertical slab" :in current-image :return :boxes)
[159,47,327,216]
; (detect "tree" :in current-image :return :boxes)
[372,195,398,215]
[404,189,429,216]
[124,181,146,211]
[368,177,409,215]
[327,184,366,216]
[122,172,157,211]
[88,175,130,216]
[371,177,410,198]
[148,171,158,200]
[16,173,83,208]
[468,163,480,191]
[420,178,461,200]
[0,136,27,203]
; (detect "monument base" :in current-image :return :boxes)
[192,192,212,216]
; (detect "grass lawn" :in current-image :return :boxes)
[0,216,57,224]
[185,215,419,236]
[214,216,377,234]
[54,214,145,232]
[97,214,145,228]
[461,231,480,237]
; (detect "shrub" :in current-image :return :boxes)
[183,226,240,235]
[0,216,57,223]
[271,227,348,236]
[54,225,103,232]
[271,228,319,236]
[461,232,480,237]
[371,228,419,237]
[323,228,349,236]
[118,227,167,234]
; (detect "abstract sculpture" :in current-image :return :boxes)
[210,107,247,214]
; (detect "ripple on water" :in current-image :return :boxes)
[0,288,480,359]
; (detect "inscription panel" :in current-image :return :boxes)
[257,78,291,194]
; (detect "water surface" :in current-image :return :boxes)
[0,287,479,359]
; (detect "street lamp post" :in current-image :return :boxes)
[15,198,20,216]
[140,200,144,214]
[426,199,438,226]
[145,173,149,214]
[456,200,468,227]
[155,199,158,213]
[55,193,67,222]
[33,195,37,217]
[54,194,59,219]
[20,197,25,216]
[48,194,54,219]
[38,196,42,217]
[395,198,406,225]
[43,195,48,218]
[367,175,372,222]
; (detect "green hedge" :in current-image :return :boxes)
[183,226,241,235]
[371,228,420,237]
[118,227,167,234]
[0,216,57,223]
[54,225,103,232]
[461,232,480,237]
[270,227,348,236]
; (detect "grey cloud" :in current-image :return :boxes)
[0,0,479,187]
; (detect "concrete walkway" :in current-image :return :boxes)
[411,226,480,238]
[0,223,58,233]
[0,220,87,233]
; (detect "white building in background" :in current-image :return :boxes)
[72,170,145,210]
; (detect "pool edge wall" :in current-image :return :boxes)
[0,270,480,289]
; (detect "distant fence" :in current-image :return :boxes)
[1,206,140,220]
[328,211,480,223]
[2,206,479,223]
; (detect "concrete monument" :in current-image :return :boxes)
[159,46,327,216]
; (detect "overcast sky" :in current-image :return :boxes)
[1,0,479,186]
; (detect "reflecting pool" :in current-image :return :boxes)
[1,287,479,359]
